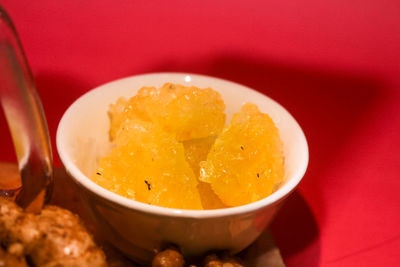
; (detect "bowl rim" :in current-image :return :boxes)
[56,72,309,219]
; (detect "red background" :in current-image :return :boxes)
[1,1,399,266]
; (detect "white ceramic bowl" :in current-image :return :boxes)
[56,73,308,264]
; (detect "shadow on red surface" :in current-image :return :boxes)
[272,190,320,266]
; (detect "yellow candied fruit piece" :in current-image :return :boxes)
[108,83,226,141]
[93,119,203,210]
[199,103,284,207]
[183,137,227,209]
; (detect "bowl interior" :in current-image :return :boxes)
[56,73,308,217]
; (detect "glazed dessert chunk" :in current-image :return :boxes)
[199,103,284,206]
[93,119,203,210]
[108,83,226,141]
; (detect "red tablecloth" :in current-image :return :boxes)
[1,1,399,266]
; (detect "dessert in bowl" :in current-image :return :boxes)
[56,73,308,264]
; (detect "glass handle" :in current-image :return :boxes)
[0,6,53,212]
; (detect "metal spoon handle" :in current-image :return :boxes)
[0,6,53,211]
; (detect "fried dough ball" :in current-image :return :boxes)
[0,198,107,267]
[204,253,245,267]
[152,248,184,267]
